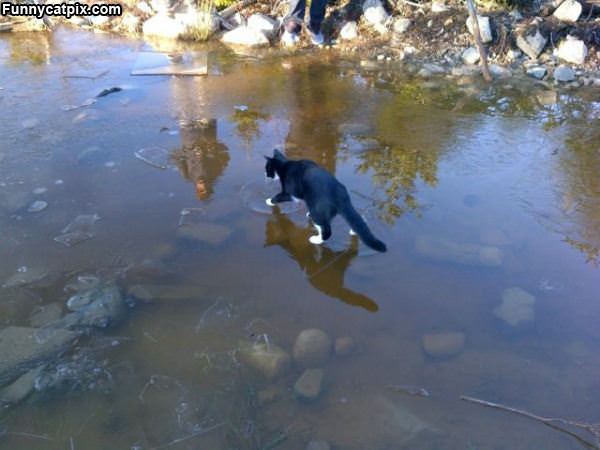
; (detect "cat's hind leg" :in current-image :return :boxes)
[309,220,331,245]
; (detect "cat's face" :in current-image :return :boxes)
[264,157,276,178]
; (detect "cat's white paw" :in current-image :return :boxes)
[306,212,311,218]
[349,229,357,236]
[265,198,275,206]
[309,235,324,245]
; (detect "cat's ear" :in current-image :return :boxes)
[273,149,285,160]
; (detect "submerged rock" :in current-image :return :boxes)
[415,235,503,267]
[177,221,232,245]
[526,65,547,80]
[293,329,332,368]
[363,0,389,26]
[27,200,48,213]
[422,332,465,358]
[29,303,62,327]
[0,326,78,387]
[294,368,324,400]
[392,17,411,35]
[462,47,480,65]
[306,440,331,450]
[61,283,127,329]
[0,365,45,406]
[494,287,535,327]
[334,336,356,356]
[239,340,291,379]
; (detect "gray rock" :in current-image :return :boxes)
[247,13,278,38]
[493,287,535,327]
[466,15,492,44]
[526,65,547,79]
[553,0,582,22]
[554,64,576,82]
[516,29,547,59]
[415,235,503,267]
[294,368,324,400]
[506,48,522,61]
[29,303,62,327]
[489,64,512,78]
[335,336,355,356]
[306,440,331,450]
[557,37,588,65]
[339,21,358,41]
[392,17,411,34]
[363,0,389,26]
[239,340,290,379]
[0,327,78,387]
[221,25,270,47]
[431,0,448,12]
[462,47,480,65]
[293,329,332,368]
[423,332,465,358]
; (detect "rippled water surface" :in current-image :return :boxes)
[1,29,600,450]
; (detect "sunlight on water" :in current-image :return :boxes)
[1,28,600,450]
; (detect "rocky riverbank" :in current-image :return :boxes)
[1,0,600,85]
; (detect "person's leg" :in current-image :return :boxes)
[308,0,327,34]
[284,0,306,34]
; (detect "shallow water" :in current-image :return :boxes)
[1,28,600,450]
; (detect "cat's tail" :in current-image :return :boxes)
[340,202,387,253]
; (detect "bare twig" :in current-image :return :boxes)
[461,395,600,450]
[398,0,424,7]
[465,0,492,82]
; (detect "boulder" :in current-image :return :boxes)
[422,332,465,358]
[340,21,358,41]
[293,329,332,368]
[62,283,127,329]
[247,13,278,38]
[553,0,582,22]
[466,15,492,44]
[462,47,480,65]
[221,25,270,47]
[143,14,186,39]
[0,327,78,387]
[554,64,576,82]
[431,0,448,12]
[493,287,535,327]
[0,366,45,406]
[239,340,290,379]
[557,37,588,65]
[294,368,324,400]
[516,29,547,59]
[363,0,389,26]
[392,17,411,34]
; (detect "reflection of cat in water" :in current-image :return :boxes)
[264,149,386,252]
[264,208,379,312]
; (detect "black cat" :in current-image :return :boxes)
[264,149,387,252]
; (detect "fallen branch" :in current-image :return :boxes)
[219,0,258,19]
[465,0,492,82]
[461,395,600,450]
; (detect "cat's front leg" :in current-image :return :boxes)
[266,192,292,206]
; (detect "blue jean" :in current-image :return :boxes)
[284,0,327,33]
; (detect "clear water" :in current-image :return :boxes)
[1,28,600,450]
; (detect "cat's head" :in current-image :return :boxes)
[264,149,285,178]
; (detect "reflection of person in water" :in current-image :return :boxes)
[264,208,379,312]
[283,64,343,174]
[172,118,230,201]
